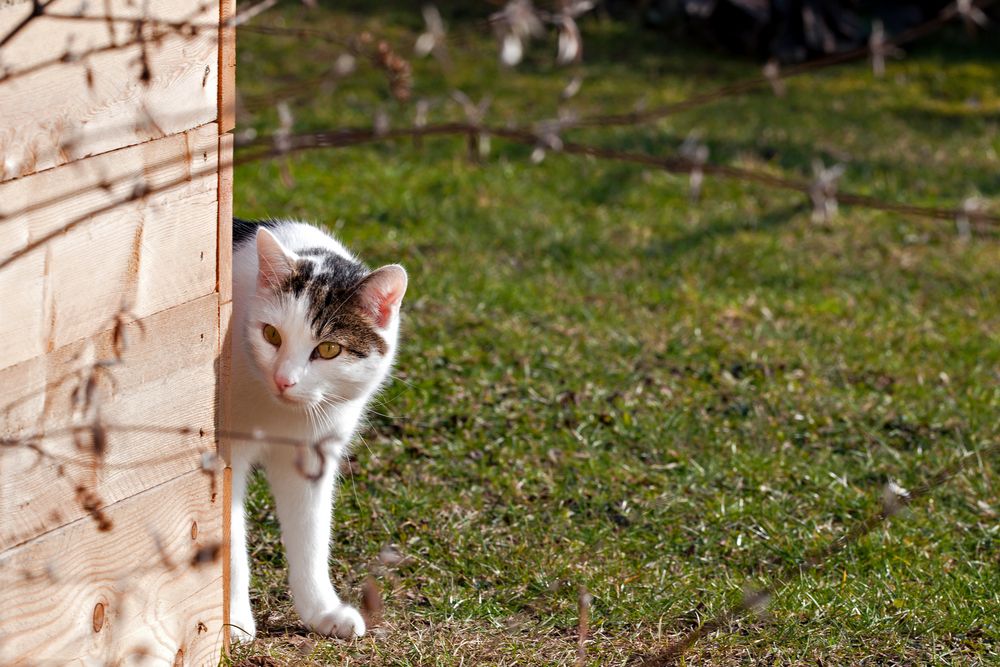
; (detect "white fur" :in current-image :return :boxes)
[229,221,404,642]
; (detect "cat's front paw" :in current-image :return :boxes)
[302,602,366,639]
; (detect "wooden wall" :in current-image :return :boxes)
[0,0,234,662]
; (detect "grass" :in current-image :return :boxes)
[229,4,1000,665]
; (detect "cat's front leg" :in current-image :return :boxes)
[265,447,365,639]
[229,455,257,642]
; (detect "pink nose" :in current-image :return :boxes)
[274,375,297,392]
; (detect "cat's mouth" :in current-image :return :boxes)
[275,392,315,408]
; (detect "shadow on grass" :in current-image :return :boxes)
[574,128,999,201]
[645,201,807,262]
[277,0,1000,67]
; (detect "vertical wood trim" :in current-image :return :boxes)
[216,0,235,655]
[216,0,235,645]
[221,464,233,655]
[217,300,233,467]
[218,0,237,132]
[217,133,234,304]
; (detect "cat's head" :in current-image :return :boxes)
[244,227,407,409]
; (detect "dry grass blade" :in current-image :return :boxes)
[360,576,384,629]
[576,586,592,667]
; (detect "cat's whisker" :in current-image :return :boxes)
[369,392,408,412]
[316,393,351,410]
[386,372,417,390]
[354,428,376,459]
[304,403,322,432]
[361,404,399,421]
[376,376,416,407]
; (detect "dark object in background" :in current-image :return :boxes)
[605,0,959,62]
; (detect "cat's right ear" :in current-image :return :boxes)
[256,228,298,290]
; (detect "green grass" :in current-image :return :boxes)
[230,5,1000,665]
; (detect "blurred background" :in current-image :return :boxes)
[232,2,999,665]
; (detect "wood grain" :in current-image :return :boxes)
[0,0,220,181]
[0,293,220,551]
[0,123,220,371]
[0,469,223,665]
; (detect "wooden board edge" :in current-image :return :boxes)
[218,0,237,133]
[221,464,232,657]
[217,132,234,304]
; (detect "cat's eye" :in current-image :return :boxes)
[314,342,342,360]
[262,324,282,347]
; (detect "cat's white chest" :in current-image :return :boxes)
[230,401,353,465]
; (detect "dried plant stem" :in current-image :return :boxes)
[576,586,591,667]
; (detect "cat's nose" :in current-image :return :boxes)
[274,374,297,392]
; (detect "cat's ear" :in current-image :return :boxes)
[256,227,298,289]
[357,264,407,329]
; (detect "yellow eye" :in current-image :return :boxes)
[263,324,281,346]
[314,342,342,360]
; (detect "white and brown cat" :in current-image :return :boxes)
[229,218,406,641]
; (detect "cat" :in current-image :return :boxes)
[228,218,407,641]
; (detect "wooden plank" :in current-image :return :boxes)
[0,293,220,551]
[0,469,223,665]
[0,247,47,369]
[0,0,219,181]
[0,123,220,371]
[218,0,237,133]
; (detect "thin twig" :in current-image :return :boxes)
[0,0,56,49]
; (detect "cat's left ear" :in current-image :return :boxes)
[357,265,407,329]
[256,227,299,290]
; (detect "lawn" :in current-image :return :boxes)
[229,4,1000,665]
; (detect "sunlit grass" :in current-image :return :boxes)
[230,5,999,665]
